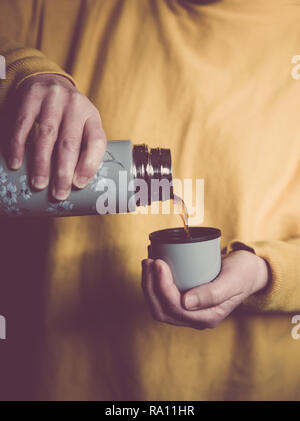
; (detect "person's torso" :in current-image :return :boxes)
[2,0,300,400]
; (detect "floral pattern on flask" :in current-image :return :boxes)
[0,182,23,216]
[19,175,33,200]
[0,166,8,184]
[0,149,126,217]
[0,167,34,216]
[90,151,125,192]
[46,200,74,215]
[0,182,18,206]
[90,163,110,191]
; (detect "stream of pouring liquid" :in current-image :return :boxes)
[172,194,191,238]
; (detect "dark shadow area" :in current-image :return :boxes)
[0,98,52,400]
[51,216,148,400]
[0,217,52,400]
[0,216,146,400]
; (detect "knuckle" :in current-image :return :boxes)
[59,137,81,153]
[84,136,106,153]
[35,136,52,150]
[76,166,95,180]
[205,310,224,328]
[32,155,49,170]
[49,83,62,95]
[91,105,101,119]
[15,115,29,130]
[38,122,57,138]
[12,136,25,149]
[28,82,43,96]
[56,168,72,180]
[206,287,219,306]
[69,90,83,105]
[29,81,41,90]
[213,305,227,320]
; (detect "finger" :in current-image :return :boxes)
[73,114,107,188]
[153,259,225,328]
[141,259,163,318]
[141,259,185,326]
[31,91,63,190]
[152,259,183,316]
[9,87,43,170]
[152,259,194,325]
[52,104,85,200]
[182,258,244,311]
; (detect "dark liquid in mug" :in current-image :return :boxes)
[172,194,191,238]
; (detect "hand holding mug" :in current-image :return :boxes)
[142,249,270,330]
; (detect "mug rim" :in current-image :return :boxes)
[149,227,221,244]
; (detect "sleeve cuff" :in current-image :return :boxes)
[0,53,76,106]
[13,57,76,91]
[222,239,284,312]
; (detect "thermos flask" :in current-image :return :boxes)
[0,140,172,218]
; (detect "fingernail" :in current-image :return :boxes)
[10,157,21,170]
[52,187,70,200]
[31,175,49,189]
[73,174,89,188]
[185,294,199,310]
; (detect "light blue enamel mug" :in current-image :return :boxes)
[149,227,222,292]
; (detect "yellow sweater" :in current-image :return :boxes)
[0,0,300,400]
